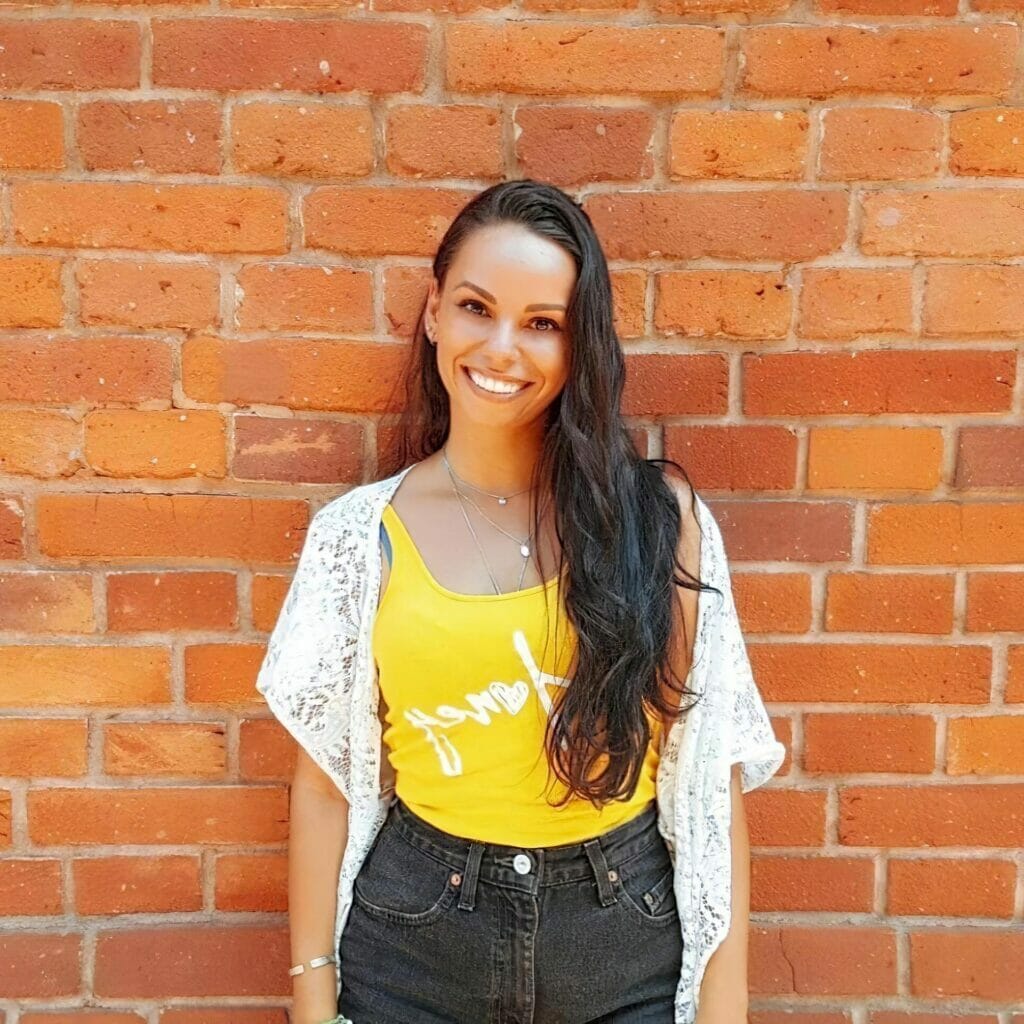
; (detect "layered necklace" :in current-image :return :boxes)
[441,444,539,596]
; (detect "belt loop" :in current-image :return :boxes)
[458,842,484,911]
[583,838,618,907]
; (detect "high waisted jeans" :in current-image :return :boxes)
[337,798,683,1023]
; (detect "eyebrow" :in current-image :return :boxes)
[454,280,567,313]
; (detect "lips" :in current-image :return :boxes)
[463,366,532,395]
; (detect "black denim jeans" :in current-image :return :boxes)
[338,798,683,1023]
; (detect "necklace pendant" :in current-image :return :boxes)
[498,497,507,505]
[520,543,530,558]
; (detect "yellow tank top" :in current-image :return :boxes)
[374,502,660,847]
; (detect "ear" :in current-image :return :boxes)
[425,276,441,338]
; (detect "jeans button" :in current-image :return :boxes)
[512,853,531,875]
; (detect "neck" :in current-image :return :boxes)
[441,418,545,496]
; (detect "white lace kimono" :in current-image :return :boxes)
[254,461,786,1023]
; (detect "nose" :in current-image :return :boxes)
[483,318,518,356]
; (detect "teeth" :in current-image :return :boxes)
[467,368,528,394]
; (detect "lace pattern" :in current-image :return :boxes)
[254,462,786,1023]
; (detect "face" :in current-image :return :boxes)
[425,223,575,429]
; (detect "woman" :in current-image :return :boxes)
[256,179,785,1024]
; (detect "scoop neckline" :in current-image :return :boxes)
[381,502,561,602]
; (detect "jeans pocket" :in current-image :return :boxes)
[352,825,458,926]
[612,839,678,927]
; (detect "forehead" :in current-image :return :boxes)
[448,224,576,300]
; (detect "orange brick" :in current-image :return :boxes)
[825,572,954,634]
[183,336,409,414]
[0,100,64,170]
[251,574,290,632]
[924,265,1024,338]
[0,255,63,327]
[28,788,288,845]
[0,648,170,707]
[159,1012,283,1024]
[819,108,942,180]
[107,571,238,632]
[751,644,989,704]
[236,262,373,333]
[13,182,288,255]
[868,502,1024,565]
[0,933,81,998]
[152,19,428,94]
[746,790,828,847]
[888,857,1015,918]
[664,425,798,490]
[0,790,9,846]
[84,409,226,479]
[751,855,874,912]
[956,426,1024,488]
[0,20,140,90]
[446,22,723,98]
[1009,646,1024,703]
[862,189,1024,257]
[652,0,792,11]
[305,186,472,258]
[233,416,363,484]
[232,102,374,179]
[0,498,25,560]
[808,427,943,491]
[732,572,812,634]
[965,571,1024,631]
[655,270,791,340]
[804,713,936,773]
[840,785,1024,846]
[669,110,808,180]
[387,104,502,180]
[103,722,228,777]
[0,410,81,479]
[239,718,296,781]
[77,259,220,331]
[799,268,913,341]
[0,859,62,916]
[910,931,1024,1000]
[77,100,220,174]
[515,106,654,186]
[73,856,202,915]
[744,351,1015,416]
[0,572,94,633]
[587,190,847,262]
[947,716,1024,776]
[622,354,728,416]
[817,0,956,11]
[0,720,87,774]
[37,493,306,562]
[741,26,1017,99]
[0,337,173,405]
[950,107,1024,177]
[610,269,647,339]
[215,852,287,911]
[185,643,268,705]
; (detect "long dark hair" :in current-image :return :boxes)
[379,178,722,807]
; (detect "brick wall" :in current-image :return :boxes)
[1,3,1023,1021]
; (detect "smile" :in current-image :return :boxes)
[464,366,532,396]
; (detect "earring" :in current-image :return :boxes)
[426,328,436,345]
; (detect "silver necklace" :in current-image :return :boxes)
[443,449,534,507]
[441,446,536,595]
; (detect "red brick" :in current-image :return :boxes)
[868,501,1024,564]
[185,643,267,705]
[77,259,220,331]
[670,110,808,180]
[825,572,954,634]
[232,416,363,484]
[741,26,1017,99]
[235,262,373,333]
[817,0,956,12]
[239,718,295,781]
[655,270,791,340]
[0,256,63,327]
[77,100,220,174]
[0,100,64,170]
[0,20,140,89]
[704,499,853,562]
[862,189,1024,257]
[744,351,1015,416]
[621,354,728,416]
[73,856,202,915]
[808,427,943,490]
[888,857,1015,917]
[910,931,1024,1000]
[215,853,287,911]
[446,22,723,98]
[251,575,290,633]
[732,572,812,634]
[0,411,80,479]
[804,713,936,773]
[798,268,913,341]
[840,785,1024,846]
[746,790,828,847]
[0,859,63,916]
[152,19,428,94]
[183,336,409,414]
[515,106,654,186]
[103,722,227,777]
[751,855,874,912]
[950,107,1024,177]
[37,493,306,562]
[664,425,798,490]
[107,571,238,632]
[387,104,502,180]
[956,426,1024,488]
[966,571,1024,631]
[820,108,942,181]
[232,102,375,179]
[0,933,81,997]
[587,190,847,262]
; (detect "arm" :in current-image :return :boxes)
[695,762,751,1024]
[288,748,349,1024]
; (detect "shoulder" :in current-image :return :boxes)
[311,467,411,534]
[660,469,702,560]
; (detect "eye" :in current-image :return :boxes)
[532,317,561,332]
[458,299,487,316]
[458,300,561,332]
